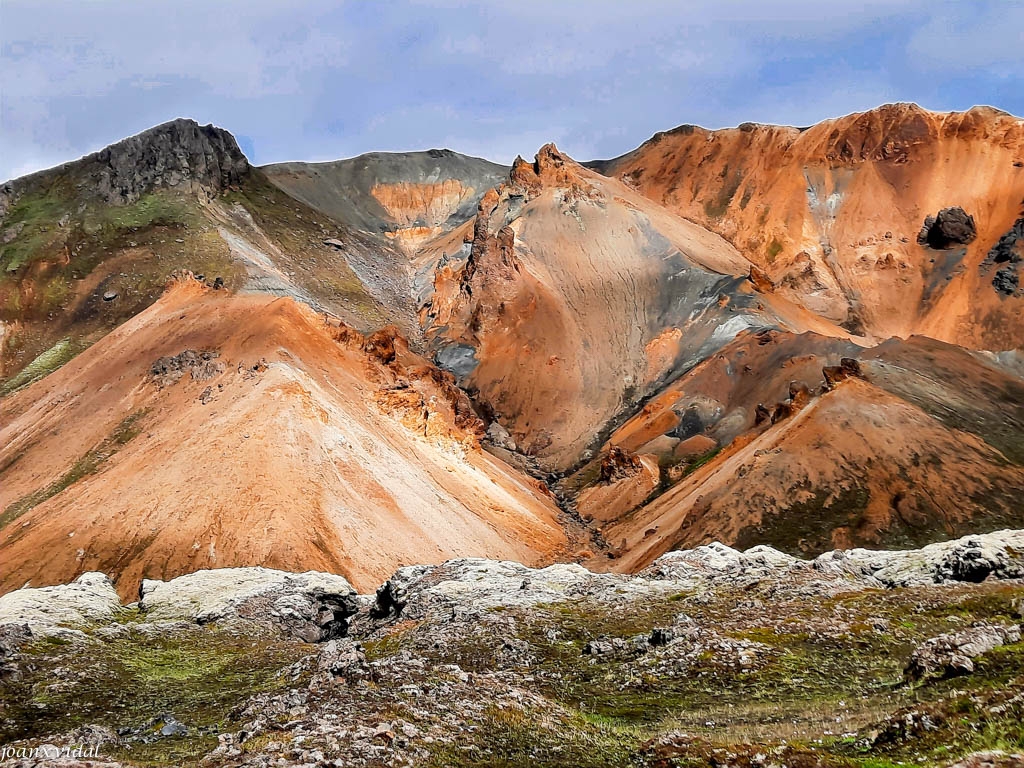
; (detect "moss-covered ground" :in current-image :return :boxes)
[366,581,1024,767]
[1,580,1021,767]
[0,621,308,767]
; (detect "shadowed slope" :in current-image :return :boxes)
[262,150,507,253]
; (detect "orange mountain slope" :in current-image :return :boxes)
[593,104,1024,348]
[1,105,1023,597]
[415,145,854,473]
[0,278,569,598]
[572,332,1024,571]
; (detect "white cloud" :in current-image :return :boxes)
[906,5,1024,72]
[1,0,1021,180]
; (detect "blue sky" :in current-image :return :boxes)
[1,0,1022,181]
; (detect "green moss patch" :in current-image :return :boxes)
[0,337,84,395]
[425,706,642,768]
[1,626,309,766]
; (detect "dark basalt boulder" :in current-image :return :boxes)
[993,266,1019,296]
[917,207,977,249]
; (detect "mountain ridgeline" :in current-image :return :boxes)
[1,106,1023,599]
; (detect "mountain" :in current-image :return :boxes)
[0,119,418,395]
[416,145,848,473]
[1,106,1023,600]
[0,120,570,597]
[0,277,568,598]
[262,149,507,253]
[592,104,1024,348]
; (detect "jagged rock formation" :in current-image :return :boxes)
[821,355,863,389]
[137,567,358,642]
[1,119,248,215]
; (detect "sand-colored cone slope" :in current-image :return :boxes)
[0,278,566,598]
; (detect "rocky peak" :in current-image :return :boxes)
[510,155,542,192]
[507,143,584,193]
[88,118,250,204]
[823,103,935,164]
[1,118,249,215]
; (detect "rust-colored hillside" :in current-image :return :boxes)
[593,104,1024,348]
[1,105,1022,595]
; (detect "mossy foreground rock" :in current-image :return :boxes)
[1,531,1023,767]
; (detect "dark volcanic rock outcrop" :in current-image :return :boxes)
[987,217,1024,296]
[987,217,1024,264]
[993,266,1020,296]
[917,207,978,249]
[1,118,249,216]
[86,119,249,204]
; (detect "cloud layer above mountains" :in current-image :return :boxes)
[2,0,1022,180]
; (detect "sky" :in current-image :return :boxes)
[1,0,1022,181]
